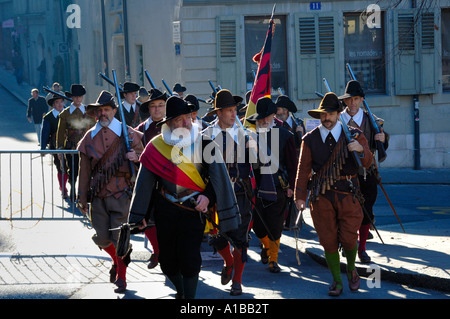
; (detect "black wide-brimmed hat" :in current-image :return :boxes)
[86,90,116,115]
[172,83,186,93]
[137,87,149,103]
[122,82,140,93]
[246,96,277,123]
[238,90,253,115]
[140,88,168,113]
[157,95,193,126]
[47,94,64,107]
[65,84,86,97]
[275,95,297,113]
[205,89,243,117]
[338,80,365,100]
[184,94,199,112]
[307,92,342,119]
[119,82,140,98]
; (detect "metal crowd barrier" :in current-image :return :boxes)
[0,150,82,221]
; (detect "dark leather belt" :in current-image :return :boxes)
[160,187,198,212]
[337,174,357,180]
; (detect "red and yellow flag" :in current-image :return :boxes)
[244,15,275,129]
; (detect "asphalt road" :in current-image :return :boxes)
[0,84,449,302]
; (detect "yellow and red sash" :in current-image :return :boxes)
[140,135,206,192]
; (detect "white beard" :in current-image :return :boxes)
[161,122,200,148]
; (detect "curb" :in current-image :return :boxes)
[304,245,450,293]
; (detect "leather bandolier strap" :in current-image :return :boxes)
[87,135,129,202]
[308,136,351,202]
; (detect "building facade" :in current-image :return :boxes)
[2,0,449,168]
[0,0,80,91]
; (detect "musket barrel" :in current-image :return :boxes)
[43,86,73,102]
[346,63,387,162]
[162,79,173,96]
[144,70,156,89]
[112,69,135,177]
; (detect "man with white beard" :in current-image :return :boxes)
[128,95,240,299]
[76,90,143,294]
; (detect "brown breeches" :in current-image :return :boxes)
[90,194,130,248]
[310,192,363,253]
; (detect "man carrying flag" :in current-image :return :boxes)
[242,7,295,271]
[243,6,275,130]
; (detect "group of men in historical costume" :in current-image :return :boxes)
[39,70,386,298]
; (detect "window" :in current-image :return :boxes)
[295,12,340,100]
[344,12,385,94]
[393,9,437,95]
[217,16,241,95]
[244,16,288,98]
[442,9,450,92]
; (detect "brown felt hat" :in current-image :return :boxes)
[307,92,343,119]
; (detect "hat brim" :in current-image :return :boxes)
[245,105,277,123]
[338,92,365,100]
[245,113,258,124]
[206,96,243,117]
[307,107,339,119]
[65,90,86,98]
[275,99,297,113]
[156,108,193,127]
[140,93,168,112]
[47,97,63,107]
[86,102,116,116]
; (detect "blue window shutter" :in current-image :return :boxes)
[394,9,438,95]
[419,9,438,94]
[295,12,341,99]
[216,16,241,94]
[394,10,418,95]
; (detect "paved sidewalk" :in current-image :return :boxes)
[378,167,450,184]
[0,66,34,107]
[302,167,450,293]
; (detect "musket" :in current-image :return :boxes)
[144,69,156,89]
[344,67,404,231]
[109,223,139,231]
[162,79,173,96]
[322,78,384,243]
[209,80,278,246]
[346,63,387,163]
[189,197,241,255]
[43,86,72,102]
[323,78,362,168]
[208,80,251,150]
[208,80,218,96]
[376,168,405,232]
[111,69,136,178]
[99,72,122,91]
[99,72,142,107]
